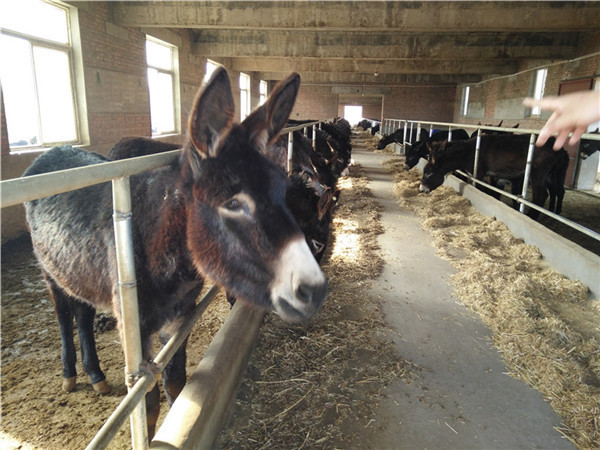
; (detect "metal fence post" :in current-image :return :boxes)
[287,131,294,173]
[519,133,537,214]
[112,177,148,450]
[472,128,482,185]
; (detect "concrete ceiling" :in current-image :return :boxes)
[111,1,600,88]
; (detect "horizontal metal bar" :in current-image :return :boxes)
[1,120,332,210]
[85,285,220,450]
[454,170,600,242]
[384,118,600,141]
[1,150,181,208]
[281,121,321,134]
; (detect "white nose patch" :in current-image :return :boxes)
[270,237,327,322]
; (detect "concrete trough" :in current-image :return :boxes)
[150,301,266,449]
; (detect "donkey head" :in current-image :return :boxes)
[419,147,448,193]
[182,66,327,322]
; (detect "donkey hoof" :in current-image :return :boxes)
[93,379,111,394]
[62,377,77,392]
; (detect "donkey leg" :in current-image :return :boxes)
[46,276,78,392]
[73,301,110,394]
[157,280,204,404]
[528,177,549,219]
[135,335,161,441]
[145,382,161,441]
[159,333,188,405]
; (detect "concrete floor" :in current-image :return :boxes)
[351,144,573,449]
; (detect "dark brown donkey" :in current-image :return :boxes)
[419,133,568,219]
[23,67,327,437]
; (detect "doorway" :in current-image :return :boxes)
[344,105,363,126]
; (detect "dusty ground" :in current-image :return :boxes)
[0,233,231,449]
[496,186,600,257]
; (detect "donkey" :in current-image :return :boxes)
[23,67,327,437]
[419,133,568,219]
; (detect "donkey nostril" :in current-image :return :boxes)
[295,282,313,304]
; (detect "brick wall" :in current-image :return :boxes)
[383,86,456,123]
[0,2,208,241]
[293,85,338,121]
[362,105,383,121]
[453,52,600,129]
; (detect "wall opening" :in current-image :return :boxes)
[344,105,363,126]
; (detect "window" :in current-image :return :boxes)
[146,37,178,136]
[460,86,470,116]
[259,80,267,106]
[0,0,79,149]
[531,68,548,116]
[205,60,218,82]
[239,72,251,121]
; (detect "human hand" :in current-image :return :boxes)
[523,90,600,150]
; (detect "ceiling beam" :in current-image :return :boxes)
[232,57,518,76]
[258,71,482,86]
[191,29,579,61]
[112,1,600,32]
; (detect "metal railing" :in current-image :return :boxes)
[0,119,325,449]
[381,118,600,245]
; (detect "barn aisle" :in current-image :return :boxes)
[349,138,573,449]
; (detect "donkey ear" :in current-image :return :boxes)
[188,66,234,159]
[242,73,301,151]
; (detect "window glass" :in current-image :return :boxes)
[205,60,218,81]
[147,68,175,134]
[531,68,548,116]
[34,46,77,142]
[0,35,40,146]
[0,0,69,44]
[259,80,267,105]
[239,72,251,121]
[461,86,470,116]
[146,39,173,71]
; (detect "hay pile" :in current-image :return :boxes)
[217,165,415,448]
[354,129,382,150]
[386,160,600,449]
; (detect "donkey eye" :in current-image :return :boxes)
[220,192,256,218]
[224,198,241,211]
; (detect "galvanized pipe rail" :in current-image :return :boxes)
[382,117,600,245]
[1,118,328,450]
[454,169,600,242]
[1,150,180,208]
[86,285,220,450]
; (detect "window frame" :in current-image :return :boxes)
[145,36,179,137]
[1,0,83,151]
[239,72,251,121]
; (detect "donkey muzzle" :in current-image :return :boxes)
[270,237,328,322]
